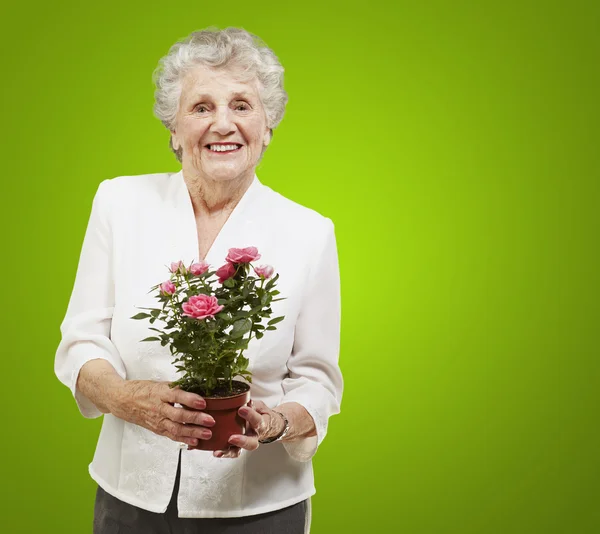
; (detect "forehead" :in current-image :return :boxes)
[180,65,260,101]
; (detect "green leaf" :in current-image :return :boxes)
[267,316,285,326]
[131,312,151,320]
[230,337,250,350]
[265,273,279,290]
[230,318,252,339]
[255,331,264,339]
[141,336,160,342]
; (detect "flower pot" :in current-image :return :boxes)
[188,380,251,451]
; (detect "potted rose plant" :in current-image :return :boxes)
[131,247,284,450]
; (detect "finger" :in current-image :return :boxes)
[161,385,206,410]
[224,445,241,457]
[238,405,265,432]
[161,419,213,442]
[250,400,270,414]
[228,433,259,451]
[156,426,199,448]
[214,446,241,459]
[163,404,215,427]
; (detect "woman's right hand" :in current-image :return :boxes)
[108,380,215,448]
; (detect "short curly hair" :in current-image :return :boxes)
[152,27,288,162]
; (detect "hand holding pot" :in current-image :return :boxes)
[213,400,286,459]
[109,380,215,448]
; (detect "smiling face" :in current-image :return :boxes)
[171,64,271,185]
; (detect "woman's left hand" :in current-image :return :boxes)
[213,400,285,459]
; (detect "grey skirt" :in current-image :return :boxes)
[93,452,308,534]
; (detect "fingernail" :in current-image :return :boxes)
[195,400,206,409]
[201,430,212,440]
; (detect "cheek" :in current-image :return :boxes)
[181,123,208,145]
[247,127,267,149]
[242,116,267,139]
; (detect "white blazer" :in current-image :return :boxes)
[54,170,343,519]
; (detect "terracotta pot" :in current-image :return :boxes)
[190,381,251,451]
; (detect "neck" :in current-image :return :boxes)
[182,170,254,219]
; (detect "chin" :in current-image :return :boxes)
[204,167,254,183]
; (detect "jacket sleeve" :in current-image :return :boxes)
[54,180,127,418]
[279,218,343,461]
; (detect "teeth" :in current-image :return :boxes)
[209,144,239,152]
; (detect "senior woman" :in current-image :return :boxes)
[54,27,342,534]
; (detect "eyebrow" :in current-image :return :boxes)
[191,91,254,102]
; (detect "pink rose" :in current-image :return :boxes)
[225,247,261,264]
[254,264,274,279]
[216,262,236,283]
[160,280,176,295]
[170,261,187,274]
[190,261,209,276]
[182,295,224,320]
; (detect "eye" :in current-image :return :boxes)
[195,105,208,113]
[235,102,250,111]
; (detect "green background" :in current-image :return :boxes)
[1,0,598,532]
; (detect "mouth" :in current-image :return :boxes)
[205,143,243,154]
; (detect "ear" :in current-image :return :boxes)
[170,130,180,151]
[263,128,272,148]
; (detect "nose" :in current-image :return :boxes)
[211,105,235,136]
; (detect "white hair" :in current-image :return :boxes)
[152,27,288,162]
